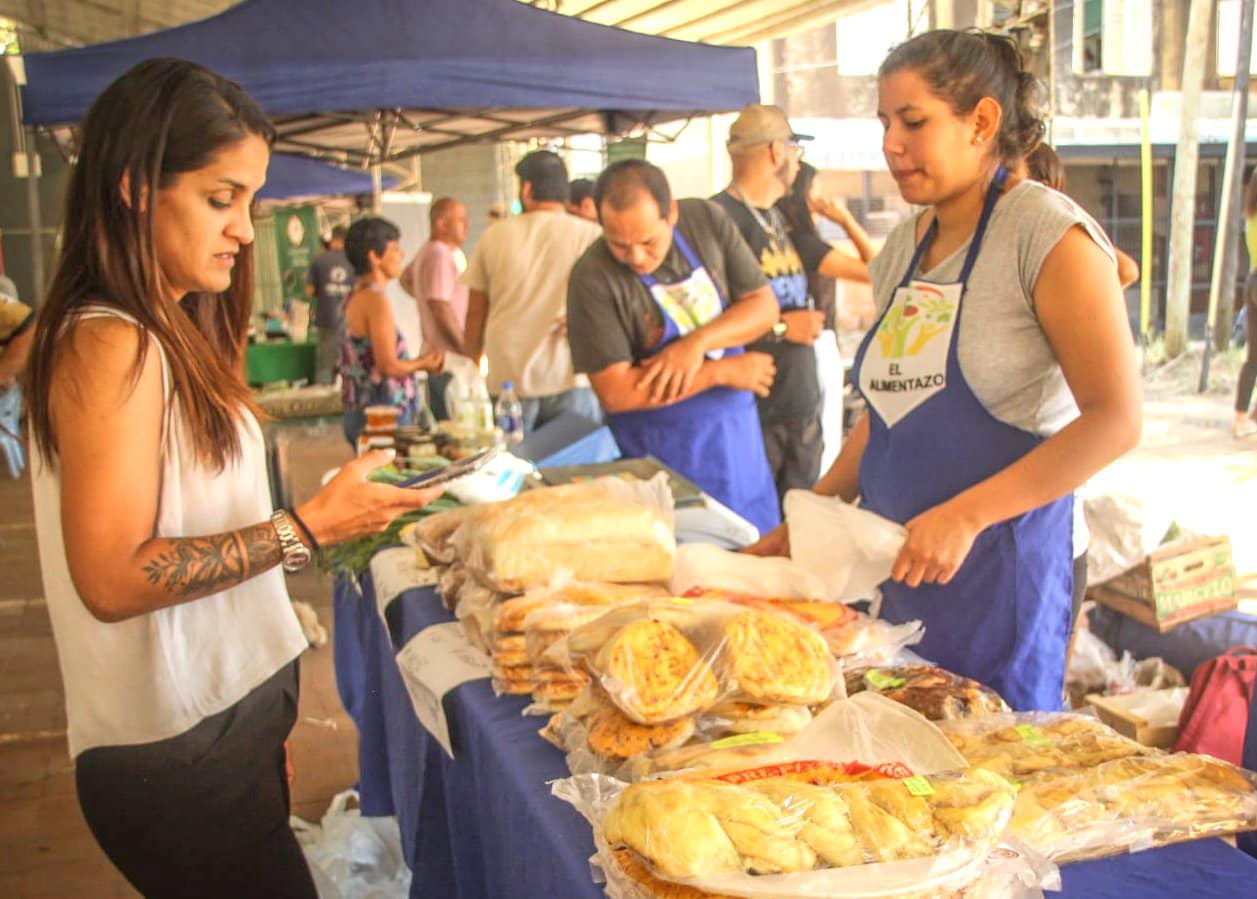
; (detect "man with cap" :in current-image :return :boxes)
[464,150,603,432]
[566,159,781,534]
[713,104,828,503]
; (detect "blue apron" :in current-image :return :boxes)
[606,231,780,535]
[853,167,1072,711]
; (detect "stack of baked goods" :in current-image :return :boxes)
[844,665,1010,721]
[681,588,923,668]
[405,477,678,675]
[486,582,668,704]
[592,766,1017,896]
[937,712,1257,861]
[938,712,1153,781]
[1008,751,1257,862]
[541,598,839,775]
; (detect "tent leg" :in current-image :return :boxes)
[371,164,382,213]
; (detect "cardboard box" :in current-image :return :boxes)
[1086,688,1188,749]
[1090,536,1237,632]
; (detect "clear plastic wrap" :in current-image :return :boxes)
[551,765,1049,898]
[844,666,1009,722]
[449,476,677,592]
[1007,752,1257,863]
[546,689,968,786]
[407,505,478,566]
[937,711,1155,781]
[549,598,841,727]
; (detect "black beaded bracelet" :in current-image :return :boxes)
[286,507,320,552]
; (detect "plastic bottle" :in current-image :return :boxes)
[413,372,437,433]
[472,377,496,433]
[494,381,524,445]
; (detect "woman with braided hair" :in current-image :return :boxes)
[749,30,1141,710]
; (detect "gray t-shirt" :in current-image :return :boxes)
[868,180,1115,558]
[306,249,354,330]
[868,179,1114,438]
[567,198,769,373]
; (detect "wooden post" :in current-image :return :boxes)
[1164,0,1214,358]
[1208,0,1255,356]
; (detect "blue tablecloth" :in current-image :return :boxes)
[333,572,1257,899]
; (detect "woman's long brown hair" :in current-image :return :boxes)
[26,58,275,471]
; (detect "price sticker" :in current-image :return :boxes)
[863,670,906,691]
[902,775,935,797]
[709,731,785,750]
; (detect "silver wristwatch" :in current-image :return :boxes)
[270,509,313,573]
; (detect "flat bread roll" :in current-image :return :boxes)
[594,619,719,724]
[586,706,696,760]
[719,611,832,705]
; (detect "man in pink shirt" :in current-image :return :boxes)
[403,197,470,356]
[402,198,469,418]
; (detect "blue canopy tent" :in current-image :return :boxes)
[257,154,398,201]
[18,0,760,165]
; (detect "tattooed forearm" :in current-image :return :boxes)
[141,523,282,598]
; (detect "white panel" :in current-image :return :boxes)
[1102,0,1152,77]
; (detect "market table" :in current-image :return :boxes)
[332,567,1257,899]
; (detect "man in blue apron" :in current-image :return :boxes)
[566,160,782,535]
[854,167,1072,711]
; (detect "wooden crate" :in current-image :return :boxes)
[1086,690,1187,749]
[1090,536,1237,633]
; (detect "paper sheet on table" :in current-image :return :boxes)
[395,622,490,757]
[670,542,827,599]
[369,546,439,621]
[785,490,906,602]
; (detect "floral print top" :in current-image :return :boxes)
[340,325,416,421]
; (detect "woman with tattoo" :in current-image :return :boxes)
[24,60,443,898]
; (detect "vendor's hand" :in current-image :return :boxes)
[890,500,984,588]
[724,352,776,397]
[782,309,824,345]
[555,315,568,338]
[743,523,790,557]
[295,450,444,546]
[413,351,445,374]
[638,334,706,403]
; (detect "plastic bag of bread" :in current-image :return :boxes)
[552,765,1052,898]
[937,712,1155,782]
[844,665,1009,721]
[1007,752,1257,863]
[407,505,479,565]
[548,597,840,726]
[451,476,676,592]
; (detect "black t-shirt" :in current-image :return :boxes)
[780,219,838,331]
[711,190,821,422]
[567,198,768,373]
[305,249,354,330]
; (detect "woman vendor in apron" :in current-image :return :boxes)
[748,30,1141,711]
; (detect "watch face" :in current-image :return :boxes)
[282,545,313,573]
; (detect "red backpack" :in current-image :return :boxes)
[1173,647,1257,765]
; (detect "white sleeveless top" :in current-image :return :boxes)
[32,307,308,757]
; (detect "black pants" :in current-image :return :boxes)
[75,661,317,899]
[760,412,824,504]
[1236,271,1257,413]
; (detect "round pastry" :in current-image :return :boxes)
[593,618,719,724]
[720,611,832,706]
[586,706,696,760]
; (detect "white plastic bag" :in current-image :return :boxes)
[785,491,906,602]
[291,790,411,899]
[670,543,828,599]
[1081,491,1175,586]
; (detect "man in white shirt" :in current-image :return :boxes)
[464,150,603,432]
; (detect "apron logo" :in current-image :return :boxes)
[876,286,955,360]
